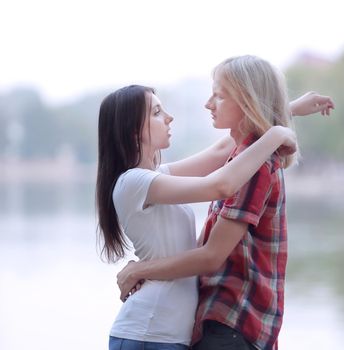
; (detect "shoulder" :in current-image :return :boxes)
[113,168,162,214]
[258,153,282,175]
[116,168,160,191]
[249,156,283,193]
[119,167,155,180]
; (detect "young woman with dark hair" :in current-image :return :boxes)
[97,83,332,350]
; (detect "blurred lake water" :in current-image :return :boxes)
[1,171,344,350]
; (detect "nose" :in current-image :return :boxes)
[165,113,173,124]
[205,97,214,110]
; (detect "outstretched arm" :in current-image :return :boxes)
[166,134,235,177]
[290,91,335,117]
[162,92,332,177]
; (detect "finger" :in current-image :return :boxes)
[315,95,330,105]
[129,283,142,296]
[277,144,296,156]
[134,282,142,292]
[328,102,335,113]
[288,146,296,155]
[322,105,330,116]
[321,98,335,110]
[328,98,335,109]
[120,289,130,302]
[314,102,323,113]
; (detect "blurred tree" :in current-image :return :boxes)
[286,53,344,162]
[0,88,58,159]
[0,88,102,162]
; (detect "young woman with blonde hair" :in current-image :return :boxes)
[116,56,334,350]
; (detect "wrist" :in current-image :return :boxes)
[270,125,284,138]
[268,126,287,148]
[289,101,296,116]
[133,261,146,281]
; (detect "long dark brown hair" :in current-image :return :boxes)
[96,85,154,262]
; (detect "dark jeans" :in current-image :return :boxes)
[109,336,189,350]
[192,320,257,350]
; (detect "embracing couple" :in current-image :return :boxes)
[96,55,334,350]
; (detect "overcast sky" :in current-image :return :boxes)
[1,0,343,103]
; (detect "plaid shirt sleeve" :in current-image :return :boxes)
[219,161,273,226]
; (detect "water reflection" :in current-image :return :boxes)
[0,180,344,349]
[0,182,95,216]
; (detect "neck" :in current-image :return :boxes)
[230,129,248,146]
[137,145,156,170]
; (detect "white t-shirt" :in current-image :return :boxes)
[110,166,198,345]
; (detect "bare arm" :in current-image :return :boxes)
[165,92,333,178]
[166,92,333,177]
[145,126,295,205]
[166,134,235,177]
[290,91,335,117]
[117,217,247,301]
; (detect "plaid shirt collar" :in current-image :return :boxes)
[230,132,282,169]
[229,133,258,158]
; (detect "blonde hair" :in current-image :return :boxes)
[214,55,297,168]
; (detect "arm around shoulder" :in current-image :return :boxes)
[166,134,235,177]
[145,126,295,206]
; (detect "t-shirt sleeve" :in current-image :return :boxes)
[113,168,161,219]
[219,162,273,227]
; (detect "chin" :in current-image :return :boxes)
[212,122,226,129]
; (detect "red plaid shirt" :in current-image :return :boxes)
[192,134,287,350]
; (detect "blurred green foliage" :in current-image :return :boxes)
[0,88,102,162]
[0,54,343,163]
[286,54,344,162]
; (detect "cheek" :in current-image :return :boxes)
[225,102,242,118]
[145,119,164,140]
[217,101,231,118]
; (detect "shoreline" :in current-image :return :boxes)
[0,159,96,183]
[1,160,343,197]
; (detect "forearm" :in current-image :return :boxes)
[289,100,297,116]
[213,126,288,197]
[118,218,247,301]
[289,92,334,116]
[118,247,214,301]
[131,246,215,282]
[167,134,235,177]
[147,126,292,205]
